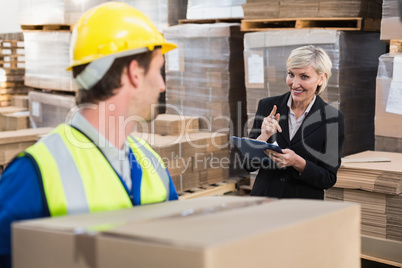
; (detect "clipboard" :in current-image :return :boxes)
[231,136,283,162]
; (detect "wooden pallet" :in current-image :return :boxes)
[179,18,242,25]
[241,17,380,32]
[390,40,402,53]
[178,180,237,200]
[0,40,24,48]
[21,25,73,31]
[1,40,25,69]
[0,81,25,89]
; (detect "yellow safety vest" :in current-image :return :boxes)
[20,124,169,216]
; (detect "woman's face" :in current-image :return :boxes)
[286,65,325,106]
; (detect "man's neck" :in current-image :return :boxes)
[80,101,135,150]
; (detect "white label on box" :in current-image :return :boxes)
[167,48,180,71]
[392,55,402,81]
[32,101,40,117]
[386,81,402,115]
[248,54,264,84]
[385,56,402,115]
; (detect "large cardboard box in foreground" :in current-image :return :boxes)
[13,196,360,268]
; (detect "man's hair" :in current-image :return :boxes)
[72,51,154,104]
[286,45,332,95]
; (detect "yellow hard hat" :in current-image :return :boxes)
[67,1,177,70]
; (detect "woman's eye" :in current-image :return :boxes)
[288,73,294,77]
[301,75,308,79]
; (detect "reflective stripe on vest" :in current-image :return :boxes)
[23,124,169,216]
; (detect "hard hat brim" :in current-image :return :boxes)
[66,41,177,71]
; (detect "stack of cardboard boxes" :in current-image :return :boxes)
[163,23,247,177]
[242,0,382,19]
[135,114,230,193]
[326,150,402,264]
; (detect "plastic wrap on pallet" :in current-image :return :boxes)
[121,0,187,32]
[375,54,402,152]
[28,91,76,128]
[18,0,106,25]
[381,0,402,40]
[243,29,386,156]
[242,0,382,20]
[186,0,245,19]
[23,31,77,92]
[164,23,247,178]
[163,23,246,135]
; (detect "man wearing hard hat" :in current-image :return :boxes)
[0,3,178,267]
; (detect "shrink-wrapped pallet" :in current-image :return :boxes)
[163,23,247,177]
[375,53,402,152]
[19,0,187,32]
[186,0,245,19]
[380,0,402,40]
[164,23,246,136]
[122,0,187,32]
[242,0,382,20]
[28,90,76,128]
[23,31,76,92]
[18,0,105,25]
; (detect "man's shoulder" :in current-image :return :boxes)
[2,155,37,178]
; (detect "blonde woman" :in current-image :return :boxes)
[246,45,345,199]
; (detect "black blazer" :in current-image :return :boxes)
[246,92,345,199]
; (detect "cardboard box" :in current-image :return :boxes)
[0,127,53,165]
[11,95,29,108]
[28,90,76,128]
[0,111,29,131]
[151,114,199,136]
[13,196,360,268]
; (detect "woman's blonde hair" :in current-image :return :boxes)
[286,45,332,95]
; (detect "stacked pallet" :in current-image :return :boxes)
[23,30,76,93]
[242,0,382,20]
[18,0,104,25]
[123,0,187,32]
[375,54,402,152]
[163,23,246,135]
[0,34,31,107]
[186,0,245,20]
[243,29,386,156]
[28,91,76,128]
[163,23,247,176]
[375,0,402,152]
[325,151,402,244]
[134,114,230,193]
[380,0,402,42]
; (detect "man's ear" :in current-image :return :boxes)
[127,59,141,88]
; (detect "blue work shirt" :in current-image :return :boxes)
[0,151,178,267]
